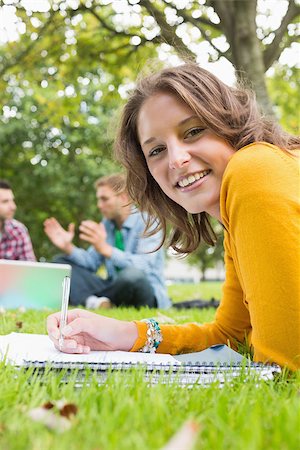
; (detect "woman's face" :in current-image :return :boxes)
[137,92,235,219]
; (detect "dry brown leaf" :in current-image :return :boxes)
[28,407,71,432]
[42,401,55,410]
[59,403,78,419]
[161,420,200,450]
[27,399,78,432]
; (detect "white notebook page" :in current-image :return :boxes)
[0,333,179,366]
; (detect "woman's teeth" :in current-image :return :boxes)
[178,170,210,188]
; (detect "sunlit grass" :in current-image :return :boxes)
[168,281,222,302]
[0,282,299,450]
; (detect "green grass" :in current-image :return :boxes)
[0,282,299,450]
[168,280,222,302]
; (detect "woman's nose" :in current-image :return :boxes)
[168,146,191,170]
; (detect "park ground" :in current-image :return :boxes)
[0,281,299,450]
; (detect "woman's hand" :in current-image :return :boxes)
[47,309,138,354]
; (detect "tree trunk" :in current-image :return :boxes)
[212,0,274,116]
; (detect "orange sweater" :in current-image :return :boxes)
[131,143,300,370]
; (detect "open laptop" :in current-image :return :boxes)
[0,260,72,309]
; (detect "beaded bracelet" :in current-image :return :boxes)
[139,318,163,353]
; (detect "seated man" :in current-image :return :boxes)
[44,173,171,309]
[0,180,36,261]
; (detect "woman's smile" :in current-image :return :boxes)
[176,169,211,189]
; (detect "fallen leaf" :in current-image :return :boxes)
[161,420,200,450]
[42,402,55,410]
[28,407,71,432]
[59,403,78,419]
[56,399,66,410]
[27,399,78,432]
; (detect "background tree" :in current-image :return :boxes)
[1,0,299,114]
[186,221,224,280]
[266,63,300,134]
[0,75,121,258]
[0,0,298,260]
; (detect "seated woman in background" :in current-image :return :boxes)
[47,62,300,370]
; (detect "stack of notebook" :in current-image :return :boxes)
[0,333,281,387]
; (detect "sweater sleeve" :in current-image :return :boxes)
[220,143,300,369]
[131,232,251,354]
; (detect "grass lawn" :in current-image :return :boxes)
[0,282,299,450]
[168,280,222,303]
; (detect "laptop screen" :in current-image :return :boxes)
[0,260,72,309]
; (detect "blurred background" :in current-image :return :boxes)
[0,0,299,281]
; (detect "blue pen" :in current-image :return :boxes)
[58,276,70,350]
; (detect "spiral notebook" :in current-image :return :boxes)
[0,333,281,386]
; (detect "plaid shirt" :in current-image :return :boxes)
[0,219,36,261]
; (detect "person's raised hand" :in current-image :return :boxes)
[44,217,75,253]
[79,221,112,257]
[47,308,138,354]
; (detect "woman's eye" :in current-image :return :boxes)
[185,127,205,138]
[149,146,165,157]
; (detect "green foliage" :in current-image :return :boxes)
[187,223,224,280]
[267,64,300,134]
[0,66,122,259]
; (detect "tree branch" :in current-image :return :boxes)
[77,4,142,39]
[0,10,55,78]
[163,1,225,58]
[89,7,125,35]
[263,0,300,70]
[98,37,149,55]
[139,0,195,59]
[162,0,220,31]
[207,0,236,38]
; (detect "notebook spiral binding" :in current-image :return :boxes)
[21,360,281,387]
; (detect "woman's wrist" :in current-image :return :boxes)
[138,318,162,353]
[115,320,138,351]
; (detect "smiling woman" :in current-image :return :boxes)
[47,62,300,371]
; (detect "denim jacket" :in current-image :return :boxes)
[68,209,171,309]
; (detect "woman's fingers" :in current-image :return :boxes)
[61,318,91,338]
[46,313,60,340]
[47,309,112,353]
[55,338,91,354]
[47,309,84,340]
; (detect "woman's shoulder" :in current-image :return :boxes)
[220,142,299,229]
[221,142,299,208]
[224,142,298,180]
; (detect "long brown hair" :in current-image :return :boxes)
[114,62,299,254]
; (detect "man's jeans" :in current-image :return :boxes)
[54,255,157,308]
